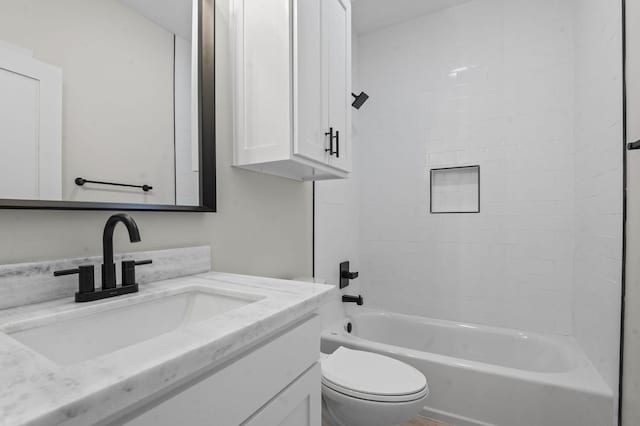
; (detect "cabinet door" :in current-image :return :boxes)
[0,47,62,200]
[242,364,321,426]
[293,0,328,164]
[116,317,320,426]
[323,0,351,172]
[233,0,292,166]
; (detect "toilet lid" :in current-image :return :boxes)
[321,347,428,402]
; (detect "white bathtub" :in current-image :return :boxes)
[321,308,615,426]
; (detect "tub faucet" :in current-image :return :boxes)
[342,295,364,306]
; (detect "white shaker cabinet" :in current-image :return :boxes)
[242,364,321,426]
[114,317,321,426]
[233,0,352,181]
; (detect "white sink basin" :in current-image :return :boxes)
[7,287,262,365]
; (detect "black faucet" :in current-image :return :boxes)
[339,261,359,289]
[342,295,364,306]
[102,213,141,289]
[54,213,151,302]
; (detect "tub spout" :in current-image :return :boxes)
[342,295,363,306]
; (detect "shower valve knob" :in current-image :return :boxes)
[340,261,358,289]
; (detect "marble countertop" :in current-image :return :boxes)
[0,272,335,426]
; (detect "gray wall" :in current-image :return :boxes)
[0,0,313,280]
[0,0,177,205]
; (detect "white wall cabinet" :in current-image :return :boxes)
[111,316,321,426]
[233,0,352,181]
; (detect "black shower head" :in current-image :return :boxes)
[351,92,369,110]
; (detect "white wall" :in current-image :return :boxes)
[356,0,577,334]
[315,37,362,328]
[315,36,361,289]
[328,0,624,394]
[174,35,200,206]
[0,0,313,281]
[572,0,623,394]
[623,0,640,423]
[0,0,176,204]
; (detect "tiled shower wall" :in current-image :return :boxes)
[315,36,362,293]
[572,0,623,393]
[624,0,640,422]
[314,0,623,392]
[352,0,623,391]
[357,0,577,334]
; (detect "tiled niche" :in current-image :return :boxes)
[430,166,480,214]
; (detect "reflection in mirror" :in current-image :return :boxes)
[0,0,200,206]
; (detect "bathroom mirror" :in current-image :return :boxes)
[0,0,216,211]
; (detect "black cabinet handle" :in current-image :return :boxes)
[628,140,640,150]
[324,127,340,157]
[325,127,335,156]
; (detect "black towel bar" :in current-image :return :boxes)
[75,177,153,192]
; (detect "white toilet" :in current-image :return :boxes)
[320,347,429,426]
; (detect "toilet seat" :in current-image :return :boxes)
[321,347,428,403]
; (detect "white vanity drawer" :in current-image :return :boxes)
[115,315,320,426]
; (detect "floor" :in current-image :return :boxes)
[323,415,451,426]
[402,417,452,426]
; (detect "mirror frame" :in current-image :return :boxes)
[0,0,216,212]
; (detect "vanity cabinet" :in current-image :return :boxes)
[232,0,352,181]
[243,364,321,426]
[114,316,321,426]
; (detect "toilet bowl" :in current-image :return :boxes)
[320,347,429,426]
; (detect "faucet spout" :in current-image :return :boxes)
[342,294,364,306]
[102,213,141,289]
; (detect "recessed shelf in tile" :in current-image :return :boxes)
[430,166,480,214]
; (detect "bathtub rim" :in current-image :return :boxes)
[323,307,613,398]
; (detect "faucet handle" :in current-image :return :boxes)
[341,271,359,280]
[339,261,359,289]
[121,259,152,286]
[54,265,95,295]
[54,268,80,276]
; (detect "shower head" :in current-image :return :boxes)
[351,91,369,110]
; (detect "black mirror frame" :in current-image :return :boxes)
[0,0,216,213]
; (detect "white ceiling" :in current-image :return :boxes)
[352,0,473,35]
[119,0,193,40]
